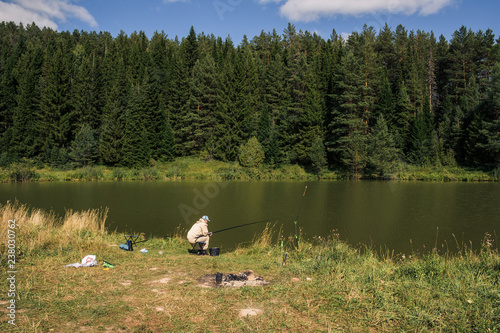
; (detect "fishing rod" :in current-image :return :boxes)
[293,185,308,241]
[281,185,308,266]
[195,218,278,239]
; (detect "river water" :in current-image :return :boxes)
[1,181,498,254]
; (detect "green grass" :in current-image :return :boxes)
[1,202,499,332]
[1,157,498,183]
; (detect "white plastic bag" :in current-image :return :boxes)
[81,255,98,267]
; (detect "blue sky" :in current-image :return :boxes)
[1,0,499,42]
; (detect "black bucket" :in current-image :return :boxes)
[209,247,220,256]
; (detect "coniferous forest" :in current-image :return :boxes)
[1,22,499,178]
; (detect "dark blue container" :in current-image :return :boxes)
[127,239,133,251]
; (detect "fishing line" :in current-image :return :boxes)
[196,218,278,239]
[293,185,308,241]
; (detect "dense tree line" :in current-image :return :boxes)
[1,22,499,177]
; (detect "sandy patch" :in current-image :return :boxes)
[151,289,166,294]
[150,277,171,284]
[119,280,133,286]
[238,308,263,318]
[197,271,270,288]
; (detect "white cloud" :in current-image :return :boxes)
[265,0,454,22]
[341,32,351,40]
[0,0,97,30]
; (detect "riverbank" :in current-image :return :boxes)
[1,157,498,182]
[1,202,498,332]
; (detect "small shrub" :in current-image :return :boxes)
[141,168,161,180]
[71,167,104,180]
[238,137,265,168]
[9,163,40,182]
[113,168,127,180]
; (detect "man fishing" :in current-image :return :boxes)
[187,215,212,255]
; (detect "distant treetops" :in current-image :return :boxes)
[0,22,499,176]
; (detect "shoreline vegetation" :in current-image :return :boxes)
[1,23,500,187]
[1,157,499,183]
[1,202,499,332]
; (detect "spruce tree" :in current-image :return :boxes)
[69,124,97,166]
[213,49,242,161]
[368,115,399,177]
[408,99,435,165]
[166,47,189,156]
[99,56,128,165]
[183,54,217,156]
[258,98,271,158]
[37,46,73,161]
[121,84,148,168]
[309,137,327,173]
[10,41,42,159]
[475,63,500,168]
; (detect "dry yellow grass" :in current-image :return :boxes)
[1,202,110,260]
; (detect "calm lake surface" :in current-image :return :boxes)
[1,181,498,254]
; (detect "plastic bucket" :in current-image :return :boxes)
[209,247,220,256]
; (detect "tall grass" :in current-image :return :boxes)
[226,225,500,331]
[0,202,110,265]
[258,230,500,331]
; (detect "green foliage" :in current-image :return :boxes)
[367,115,399,177]
[69,124,98,166]
[0,23,499,174]
[408,107,436,166]
[9,161,40,182]
[238,137,265,168]
[308,137,327,173]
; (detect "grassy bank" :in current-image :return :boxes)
[1,202,499,332]
[1,157,498,182]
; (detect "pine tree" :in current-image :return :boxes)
[99,56,128,165]
[212,47,244,161]
[69,124,97,166]
[258,98,271,159]
[475,63,500,168]
[0,50,17,157]
[121,84,148,168]
[37,46,73,161]
[72,52,101,130]
[309,137,327,173]
[368,115,399,177]
[464,112,487,167]
[182,26,199,74]
[183,53,217,156]
[282,51,322,165]
[166,47,190,156]
[408,98,435,165]
[394,76,413,145]
[10,40,42,159]
[447,26,477,105]
[326,49,369,177]
[377,71,395,122]
[267,128,281,167]
[161,112,176,162]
